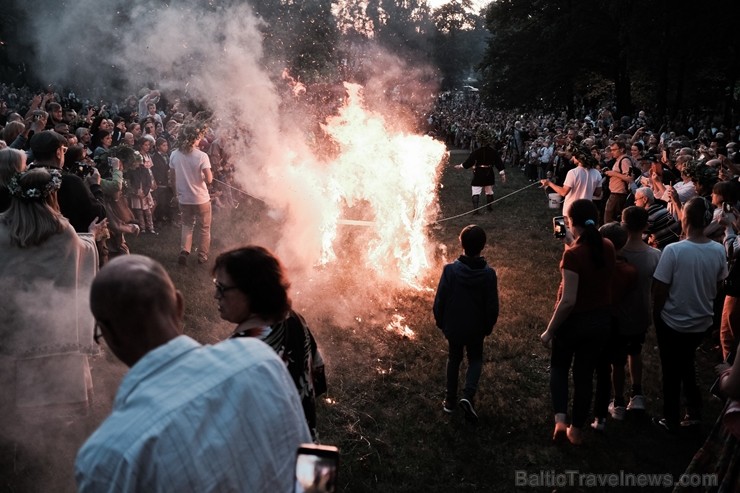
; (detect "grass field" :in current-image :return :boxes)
[125,148,725,492]
[2,148,723,492]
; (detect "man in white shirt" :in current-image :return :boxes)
[169,123,213,265]
[652,197,727,432]
[75,255,312,493]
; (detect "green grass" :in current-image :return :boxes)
[126,149,723,492]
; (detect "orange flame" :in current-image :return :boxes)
[385,313,415,339]
[319,83,446,288]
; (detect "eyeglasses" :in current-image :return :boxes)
[94,322,103,345]
[213,278,239,297]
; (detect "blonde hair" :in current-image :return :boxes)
[1,121,24,144]
[0,148,26,187]
[1,168,67,247]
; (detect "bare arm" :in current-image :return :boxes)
[541,269,579,345]
[203,168,213,186]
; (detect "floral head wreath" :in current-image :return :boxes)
[7,168,63,201]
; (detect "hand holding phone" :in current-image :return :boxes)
[295,444,339,493]
[552,216,567,238]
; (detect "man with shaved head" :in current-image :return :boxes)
[75,255,311,492]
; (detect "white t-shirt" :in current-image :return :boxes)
[563,166,596,216]
[169,148,211,205]
[588,168,603,201]
[653,239,727,332]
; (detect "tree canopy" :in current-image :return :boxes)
[479,0,739,120]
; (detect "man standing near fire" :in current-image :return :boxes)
[455,126,506,214]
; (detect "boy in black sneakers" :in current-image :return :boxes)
[433,225,500,422]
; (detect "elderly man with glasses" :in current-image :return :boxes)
[633,187,680,249]
[77,255,311,492]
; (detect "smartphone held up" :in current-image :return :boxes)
[552,216,567,238]
[295,444,339,493]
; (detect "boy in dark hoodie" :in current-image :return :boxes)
[433,225,500,422]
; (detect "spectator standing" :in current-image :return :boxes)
[613,207,661,414]
[540,199,616,445]
[151,137,174,226]
[213,246,327,440]
[75,255,311,492]
[0,168,104,416]
[169,123,212,265]
[591,222,637,430]
[604,140,633,222]
[455,127,506,214]
[433,225,499,423]
[652,197,728,432]
[0,147,27,212]
[28,131,106,234]
[540,143,602,217]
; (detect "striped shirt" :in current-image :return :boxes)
[75,336,311,493]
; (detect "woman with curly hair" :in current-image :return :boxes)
[212,245,326,441]
[169,122,212,265]
[540,199,616,445]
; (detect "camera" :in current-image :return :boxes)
[65,161,95,178]
[295,444,339,493]
[552,216,567,238]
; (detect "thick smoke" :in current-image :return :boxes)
[25,1,444,321]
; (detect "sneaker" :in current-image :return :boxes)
[442,400,455,414]
[627,395,646,411]
[608,401,626,420]
[146,229,158,236]
[459,398,478,423]
[590,418,606,432]
[197,254,208,264]
[653,417,678,433]
[178,251,189,266]
[680,415,701,427]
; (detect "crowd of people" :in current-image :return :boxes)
[4,79,740,489]
[430,91,740,487]
[0,83,329,491]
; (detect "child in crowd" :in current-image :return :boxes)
[126,150,156,234]
[433,225,500,422]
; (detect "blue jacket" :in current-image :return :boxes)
[433,255,499,344]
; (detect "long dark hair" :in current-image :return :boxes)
[568,199,605,267]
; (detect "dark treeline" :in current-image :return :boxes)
[480,0,740,123]
[1,0,737,123]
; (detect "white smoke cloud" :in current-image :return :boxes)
[24,0,445,319]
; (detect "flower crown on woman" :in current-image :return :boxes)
[7,168,62,201]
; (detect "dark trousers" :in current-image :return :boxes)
[593,322,618,419]
[550,310,610,428]
[604,192,627,223]
[446,337,484,403]
[655,316,705,426]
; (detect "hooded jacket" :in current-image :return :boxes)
[433,255,499,344]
